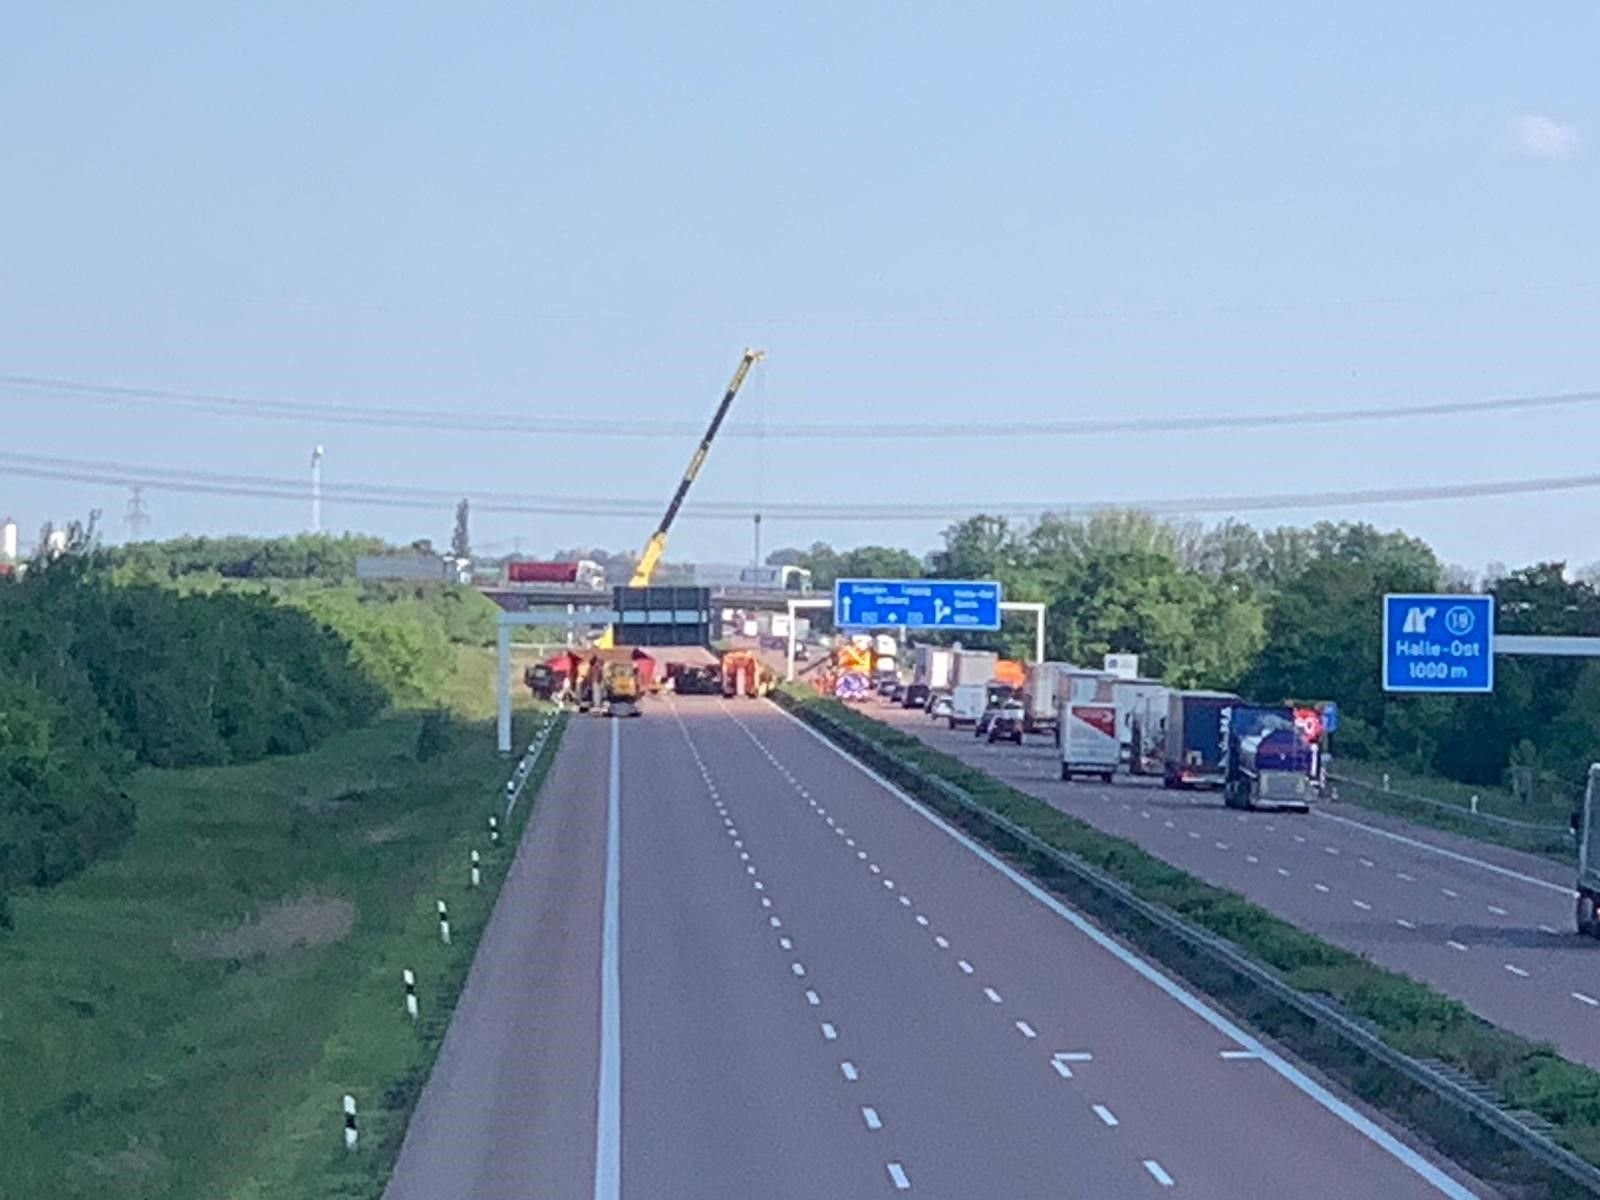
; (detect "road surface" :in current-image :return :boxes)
[386,696,1480,1199]
[876,701,1600,1072]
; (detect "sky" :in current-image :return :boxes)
[1,3,1597,574]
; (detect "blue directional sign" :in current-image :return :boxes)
[1382,593,1495,694]
[834,578,1003,631]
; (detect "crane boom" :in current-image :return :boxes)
[629,348,765,587]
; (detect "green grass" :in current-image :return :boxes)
[0,669,558,1200]
[781,688,1600,1194]
[1331,758,1575,862]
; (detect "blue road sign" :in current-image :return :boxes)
[1322,702,1339,733]
[1382,593,1495,694]
[833,578,1003,631]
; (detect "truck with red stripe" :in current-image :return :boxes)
[1057,670,1120,783]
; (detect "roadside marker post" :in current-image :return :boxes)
[402,968,418,1021]
[470,849,482,889]
[342,1094,358,1150]
[437,900,451,945]
[488,814,500,847]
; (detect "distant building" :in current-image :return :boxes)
[1,516,16,563]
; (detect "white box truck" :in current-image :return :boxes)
[1023,662,1071,735]
[950,649,999,688]
[1126,687,1171,776]
[1113,680,1170,771]
[908,645,953,708]
[1057,670,1120,782]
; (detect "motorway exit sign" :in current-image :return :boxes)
[833,578,1003,631]
[1382,593,1495,694]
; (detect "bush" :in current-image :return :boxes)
[415,710,452,762]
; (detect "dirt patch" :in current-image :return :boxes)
[175,895,355,960]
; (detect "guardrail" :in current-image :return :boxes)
[789,699,1600,1197]
[1330,771,1574,837]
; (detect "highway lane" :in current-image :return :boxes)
[875,701,1600,1071]
[390,696,1480,1198]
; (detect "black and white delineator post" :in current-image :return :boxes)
[437,900,451,945]
[470,849,482,889]
[488,814,500,847]
[343,1094,358,1150]
[402,968,418,1020]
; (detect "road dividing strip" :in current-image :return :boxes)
[593,720,622,1200]
[776,703,1482,1200]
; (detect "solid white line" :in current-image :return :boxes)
[984,987,1003,1003]
[887,1162,911,1190]
[934,935,950,948]
[821,1022,838,1040]
[1574,992,1599,1007]
[1015,1020,1037,1038]
[1143,1159,1175,1187]
[774,702,1482,1200]
[1505,963,1530,978]
[593,719,622,1200]
[958,959,974,974]
[1447,940,1468,951]
[1054,1052,1093,1062]
[1092,1104,1119,1127]
[1396,918,1416,929]
[806,989,821,1006]
[841,1060,859,1080]
[1488,905,1508,916]
[1314,809,1573,896]
[862,1106,883,1130]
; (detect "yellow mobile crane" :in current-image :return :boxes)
[630,347,765,586]
[595,348,764,647]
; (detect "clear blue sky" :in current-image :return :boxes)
[2,3,1596,572]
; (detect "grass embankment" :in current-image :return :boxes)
[781,688,1600,1197]
[0,659,558,1200]
[1331,758,1575,862]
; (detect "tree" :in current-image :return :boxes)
[452,498,472,560]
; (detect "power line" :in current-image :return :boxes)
[4,371,1599,440]
[8,448,1600,523]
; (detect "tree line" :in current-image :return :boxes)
[0,534,509,914]
[770,512,1600,797]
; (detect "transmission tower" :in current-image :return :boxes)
[125,485,150,541]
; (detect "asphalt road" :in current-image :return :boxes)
[875,701,1600,1071]
[387,696,1481,1199]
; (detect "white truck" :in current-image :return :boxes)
[949,682,989,729]
[950,649,999,689]
[1125,687,1171,776]
[1113,679,1170,772]
[908,645,953,708]
[1057,670,1120,782]
[1023,662,1071,736]
[1577,765,1600,936]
